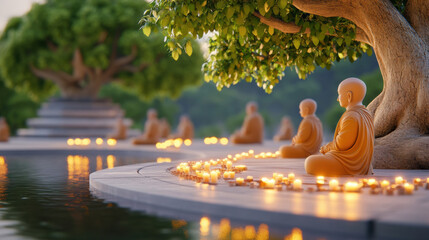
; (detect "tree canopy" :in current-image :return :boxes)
[0,0,204,100]
[140,0,407,93]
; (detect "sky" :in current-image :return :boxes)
[0,0,43,31]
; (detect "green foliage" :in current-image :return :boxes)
[0,77,40,134]
[0,0,204,100]
[140,0,381,93]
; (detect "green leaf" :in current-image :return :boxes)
[238,26,247,37]
[311,36,319,46]
[226,8,235,19]
[268,26,274,35]
[336,38,344,46]
[185,41,193,56]
[293,39,300,49]
[243,4,251,15]
[172,50,179,61]
[279,0,287,9]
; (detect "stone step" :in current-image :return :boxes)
[27,118,133,129]
[38,109,124,118]
[41,101,121,110]
[17,128,141,137]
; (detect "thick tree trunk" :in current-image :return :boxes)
[56,78,104,99]
[293,0,429,168]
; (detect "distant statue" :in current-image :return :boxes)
[170,115,194,140]
[0,117,10,142]
[133,109,160,145]
[305,78,375,176]
[273,116,294,141]
[107,118,127,140]
[280,99,323,158]
[230,102,264,144]
[159,118,171,139]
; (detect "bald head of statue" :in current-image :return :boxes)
[338,78,366,109]
[147,109,157,119]
[299,99,317,117]
[246,101,258,115]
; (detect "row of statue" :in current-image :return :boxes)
[230,78,374,176]
[0,117,9,142]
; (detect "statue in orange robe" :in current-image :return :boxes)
[159,118,171,139]
[133,109,160,145]
[231,102,264,144]
[170,115,194,140]
[273,116,294,141]
[280,99,323,158]
[0,117,10,142]
[305,78,374,176]
[107,118,127,140]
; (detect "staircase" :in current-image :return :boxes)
[18,98,140,137]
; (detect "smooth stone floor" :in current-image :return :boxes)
[1,138,429,239]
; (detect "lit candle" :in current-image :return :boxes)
[248,149,254,157]
[404,183,414,195]
[236,165,247,171]
[236,177,244,185]
[381,180,390,188]
[96,138,103,145]
[276,174,284,183]
[288,173,295,182]
[204,162,211,171]
[345,182,360,192]
[367,178,378,188]
[82,138,91,145]
[107,138,117,146]
[265,179,275,189]
[230,171,235,178]
[395,176,404,185]
[329,179,340,191]
[226,161,232,170]
[184,139,192,146]
[413,178,422,186]
[67,138,75,146]
[202,172,210,183]
[427,177,429,184]
[210,171,218,183]
[282,177,289,185]
[316,176,324,186]
[195,162,202,170]
[273,173,278,179]
[247,176,253,182]
[75,138,82,145]
[183,166,190,175]
[204,138,210,144]
[220,137,228,145]
[293,179,302,190]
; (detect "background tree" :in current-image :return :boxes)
[0,0,204,100]
[141,0,428,169]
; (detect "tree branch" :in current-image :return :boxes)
[405,0,429,45]
[72,48,87,81]
[292,0,351,18]
[253,11,370,45]
[102,45,138,82]
[30,66,77,84]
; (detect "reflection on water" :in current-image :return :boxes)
[0,156,7,201]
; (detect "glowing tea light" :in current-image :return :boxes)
[247,176,253,182]
[230,171,235,178]
[202,172,210,183]
[274,151,280,157]
[413,178,422,185]
[276,174,284,183]
[67,138,75,146]
[264,179,275,189]
[273,172,278,179]
[184,139,192,146]
[220,137,229,145]
[82,138,91,146]
[236,165,247,171]
[329,179,340,191]
[381,180,390,188]
[226,161,232,170]
[404,183,414,195]
[316,176,325,185]
[210,171,218,183]
[293,179,302,190]
[427,178,429,184]
[395,176,404,185]
[344,182,360,192]
[74,138,82,145]
[288,173,295,182]
[194,162,202,170]
[367,178,378,188]
[96,138,103,145]
[173,138,183,148]
[204,138,210,145]
[248,149,254,157]
[223,171,230,179]
[183,166,190,174]
[282,177,289,184]
[107,138,117,146]
[236,177,244,185]
[210,137,218,144]
[204,162,211,171]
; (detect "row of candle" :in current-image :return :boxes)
[254,151,280,159]
[67,138,117,146]
[156,138,192,149]
[203,137,229,145]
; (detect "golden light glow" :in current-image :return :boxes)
[220,137,228,145]
[404,183,414,195]
[67,155,89,181]
[74,138,82,145]
[344,192,360,220]
[173,138,183,148]
[329,179,339,191]
[67,138,75,146]
[344,181,360,192]
[96,138,103,145]
[204,137,210,145]
[256,224,269,240]
[245,225,256,239]
[171,220,187,229]
[107,138,117,146]
[381,180,390,188]
[0,156,4,165]
[284,228,303,240]
[395,176,404,184]
[0,156,8,201]
[96,156,103,171]
[82,138,91,145]
[107,155,116,169]
[184,139,192,146]
[218,219,231,239]
[200,216,210,236]
[157,157,172,163]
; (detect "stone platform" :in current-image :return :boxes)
[89,141,429,240]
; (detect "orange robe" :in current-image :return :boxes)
[232,113,264,144]
[323,105,374,175]
[293,115,323,155]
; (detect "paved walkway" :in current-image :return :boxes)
[1,138,429,239]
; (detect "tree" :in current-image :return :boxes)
[141,0,428,169]
[0,0,204,100]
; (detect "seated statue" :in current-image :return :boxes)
[280,99,323,158]
[159,118,171,139]
[107,118,127,140]
[133,109,160,145]
[170,115,194,140]
[305,78,374,176]
[230,102,264,144]
[273,116,294,141]
[0,117,10,142]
